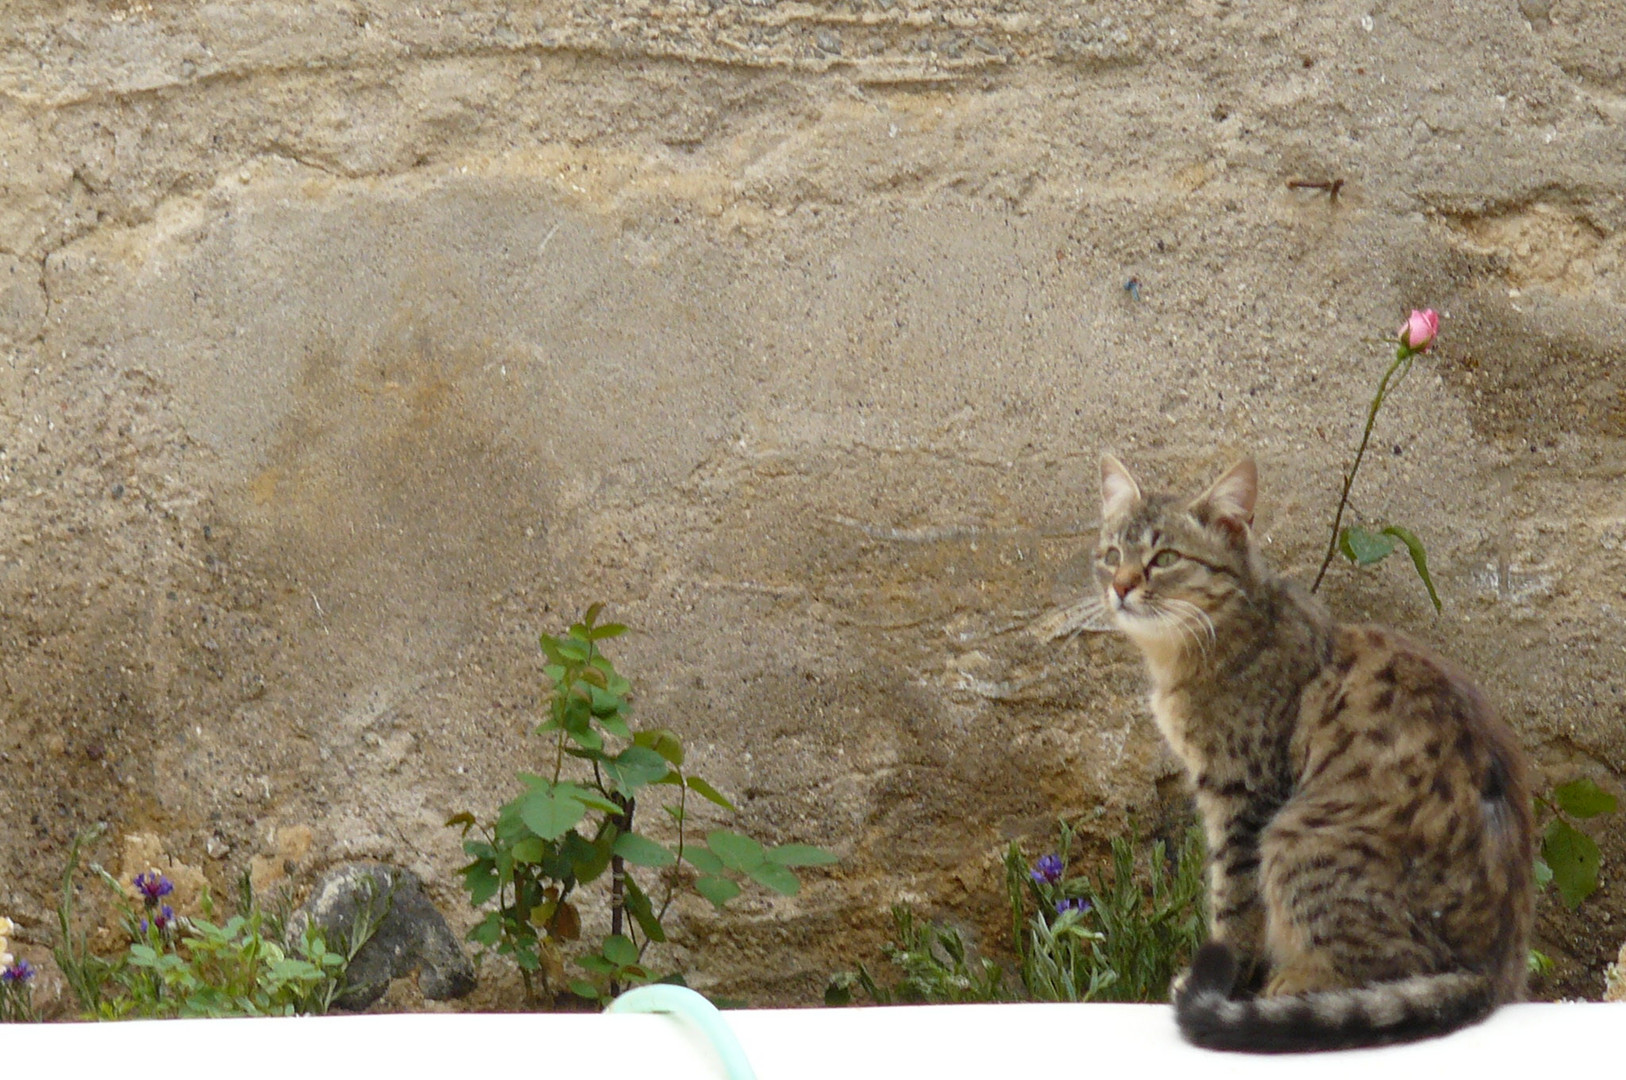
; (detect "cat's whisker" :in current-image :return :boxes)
[1030,596,1115,641]
[1152,601,1206,658]
[1164,598,1216,656]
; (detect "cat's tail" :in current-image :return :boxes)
[1173,943,1498,1053]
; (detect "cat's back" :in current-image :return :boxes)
[1289,621,1534,992]
[1295,623,1527,805]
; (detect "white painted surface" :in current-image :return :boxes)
[7,1002,1619,1078]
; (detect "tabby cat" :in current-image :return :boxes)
[1096,455,1533,1052]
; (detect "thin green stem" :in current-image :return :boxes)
[1312,348,1414,593]
[655,774,688,929]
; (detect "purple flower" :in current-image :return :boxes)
[1054,897,1093,916]
[139,905,176,935]
[133,872,174,905]
[1030,854,1064,885]
[1,959,35,984]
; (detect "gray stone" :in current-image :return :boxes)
[290,863,475,1010]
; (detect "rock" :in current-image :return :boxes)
[289,863,474,1010]
[1606,940,1626,1003]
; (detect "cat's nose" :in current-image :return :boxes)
[1112,569,1142,600]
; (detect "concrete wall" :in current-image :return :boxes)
[2,0,1622,1006]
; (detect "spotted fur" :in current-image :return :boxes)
[1097,456,1533,1053]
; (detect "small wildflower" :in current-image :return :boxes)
[1030,854,1064,885]
[1398,308,1438,354]
[140,905,176,935]
[133,871,175,905]
[1054,897,1093,916]
[1,959,36,984]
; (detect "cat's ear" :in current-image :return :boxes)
[1100,455,1143,520]
[1192,458,1257,539]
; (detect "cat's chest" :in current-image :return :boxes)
[1148,682,1249,776]
[1149,685,1209,770]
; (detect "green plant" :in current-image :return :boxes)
[1311,309,1441,611]
[449,604,837,1003]
[829,822,1206,1006]
[1535,778,1619,910]
[1008,821,1206,1002]
[52,828,376,1019]
[823,906,1007,1005]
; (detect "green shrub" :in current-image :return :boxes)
[52,826,377,1019]
[829,820,1206,1005]
[449,604,836,1003]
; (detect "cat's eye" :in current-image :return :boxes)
[1100,547,1121,568]
[1149,550,1181,569]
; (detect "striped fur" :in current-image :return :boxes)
[1174,942,1497,1052]
[1097,457,1534,1053]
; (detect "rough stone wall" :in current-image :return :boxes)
[1,0,1622,1007]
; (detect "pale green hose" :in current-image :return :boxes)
[607,984,759,1080]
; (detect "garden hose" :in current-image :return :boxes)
[607,984,759,1080]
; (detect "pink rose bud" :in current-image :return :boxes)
[1399,308,1438,352]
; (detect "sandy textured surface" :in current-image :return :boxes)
[1,1,1622,1008]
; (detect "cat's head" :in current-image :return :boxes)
[1096,456,1261,655]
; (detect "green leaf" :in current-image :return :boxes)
[683,844,725,876]
[557,784,623,816]
[1381,525,1442,613]
[567,724,604,752]
[1339,526,1396,566]
[563,695,593,734]
[768,844,840,868]
[606,746,672,795]
[444,812,477,832]
[706,830,766,873]
[602,934,639,967]
[518,787,588,840]
[599,713,633,740]
[590,622,628,640]
[747,861,801,896]
[686,776,738,812]
[578,953,616,975]
[634,728,686,766]
[568,979,601,1000]
[1533,855,1554,890]
[461,861,500,907]
[510,836,548,864]
[613,832,677,869]
[588,684,626,718]
[1543,818,1601,909]
[566,830,615,884]
[556,637,591,662]
[624,877,667,944]
[694,876,742,909]
[583,602,605,627]
[468,912,504,946]
[1552,778,1619,820]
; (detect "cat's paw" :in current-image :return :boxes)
[1170,966,1192,1001]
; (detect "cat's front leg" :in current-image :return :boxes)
[1195,793,1273,995]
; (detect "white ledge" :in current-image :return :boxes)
[9,1002,1618,1077]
